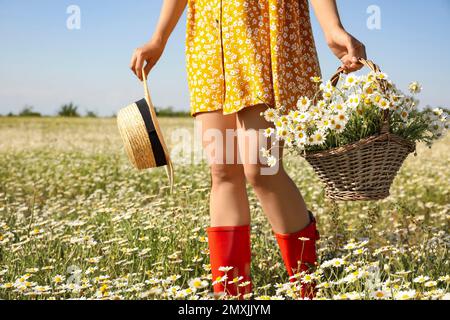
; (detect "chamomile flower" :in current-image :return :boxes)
[263,108,278,122]
[229,276,244,284]
[336,113,348,123]
[306,135,315,146]
[34,286,52,293]
[371,290,391,300]
[316,100,327,109]
[347,94,361,109]
[53,275,65,284]
[166,275,182,283]
[1,283,13,289]
[318,118,332,130]
[375,72,389,81]
[394,290,416,300]
[333,103,347,113]
[276,127,289,140]
[301,273,314,284]
[239,281,252,288]
[188,278,208,290]
[413,275,430,284]
[399,110,409,121]
[408,81,422,94]
[218,266,234,273]
[317,282,331,289]
[429,121,444,135]
[332,121,345,133]
[321,258,346,269]
[433,108,444,117]
[343,242,357,250]
[390,94,404,108]
[310,76,322,83]
[297,96,311,111]
[274,118,286,129]
[353,248,367,256]
[311,108,323,121]
[424,281,437,288]
[322,90,333,101]
[313,132,326,145]
[263,127,275,138]
[320,80,334,93]
[212,275,228,286]
[366,71,376,83]
[377,98,390,110]
[285,134,295,146]
[279,115,290,125]
[295,131,307,145]
[289,110,301,121]
[292,123,305,132]
[297,112,310,122]
[363,82,376,95]
[345,75,359,87]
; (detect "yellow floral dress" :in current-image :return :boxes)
[186,0,321,117]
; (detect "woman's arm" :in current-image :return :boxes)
[130,0,187,80]
[310,0,366,72]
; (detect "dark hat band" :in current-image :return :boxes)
[135,98,167,167]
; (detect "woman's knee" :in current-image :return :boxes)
[210,164,245,184]
[244,164,282,188]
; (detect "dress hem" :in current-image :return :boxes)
[190,97,276,118]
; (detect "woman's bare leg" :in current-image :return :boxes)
[195,111,251,227]
[236,105,310,234]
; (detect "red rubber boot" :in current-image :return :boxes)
[275,214,320,299]
[207,225,252,298]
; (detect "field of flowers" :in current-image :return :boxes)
[0,117,448,300]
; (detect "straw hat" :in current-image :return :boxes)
[117,69,174,192]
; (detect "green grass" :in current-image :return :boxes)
[0,117,448,300]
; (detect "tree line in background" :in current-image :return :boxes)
[0,103,191,118]
[1,104,448,119]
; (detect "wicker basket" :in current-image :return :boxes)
[303,59,416,201]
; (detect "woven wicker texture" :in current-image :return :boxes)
[305,133,415,201]
[303,59,416,201]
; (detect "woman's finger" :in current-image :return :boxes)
[354,43,366,68]
[345,43,366,72]
[346,40,358,62]
[348,57,360,71]
[130,51,138,75]
[341,55,353,71]
[135,55,144,81]
[143,60,153,79]
[357,42,367,60]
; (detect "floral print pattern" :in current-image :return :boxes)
[186,0,321,116]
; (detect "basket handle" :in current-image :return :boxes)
[142,68,175,194]
[329,58,390,134]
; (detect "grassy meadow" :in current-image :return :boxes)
[0,117,448,300]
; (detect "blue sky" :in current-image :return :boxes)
[0,0,449,116]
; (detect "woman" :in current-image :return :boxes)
[130,0,366,299]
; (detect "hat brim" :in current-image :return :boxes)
[117,98,171,170]
[117,74,175,193]
[135,98,168,167]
